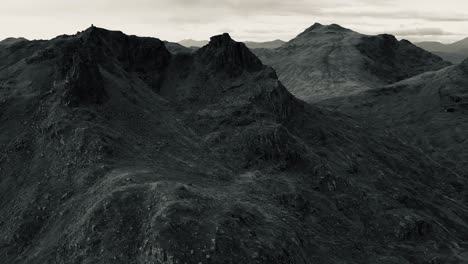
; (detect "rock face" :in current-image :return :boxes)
[253,23,451,102]
[198,33,264,75]
[1,27,468,264]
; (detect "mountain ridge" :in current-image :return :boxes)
[0,37,28,45]
[1,26,467,264]
[179,38,286,49]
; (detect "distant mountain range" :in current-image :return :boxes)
[415,38,468,63]
[179,38,285,49]
[163,41,194,54]
[253,23,450,102]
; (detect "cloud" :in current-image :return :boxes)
[0,0,467,43]
[321,8,468,23]
[162,0,468,23]
[168,0,324,15]
[388,28,457,36]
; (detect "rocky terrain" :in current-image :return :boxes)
[321,58,468,180]
[1,26,468,264]
[416,38,468,63]
[253,23,451,102]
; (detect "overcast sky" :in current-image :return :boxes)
[1,0,467,43]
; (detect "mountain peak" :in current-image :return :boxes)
[209,33,234,47]
[328,23,350,31]
[197,33,264,77]
[284,23,356,48]
[79,26,120,39]
[256,23,451,102]
[305,22,323,32]
[303,23,352,34]
[81,25,103,34]
[0,37,28,45]
[1,37,28,42]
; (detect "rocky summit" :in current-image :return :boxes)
[253,23,451,102]
[0,26,467,264]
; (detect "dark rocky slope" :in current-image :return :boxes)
[0,27,467,264]
[322,58,468,177]
[253,23,451,102]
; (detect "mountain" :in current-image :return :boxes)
[163,41,194,54]
[178,39,208,48]
[321,58,468,174]
[253,23,451,103]
[415,41,449,52]
[429,51,467,64]
[244,39,285,49]
[415,38,468,64]
[179,38,285,49]
[451,37,468,52]
[1,27,468,264]
[0,37,28,46]
[416,38,468,53]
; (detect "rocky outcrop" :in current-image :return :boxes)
[78,27,172,91]
[357,34,450,83]
[55,51,107,107]
[197,33,264,78]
